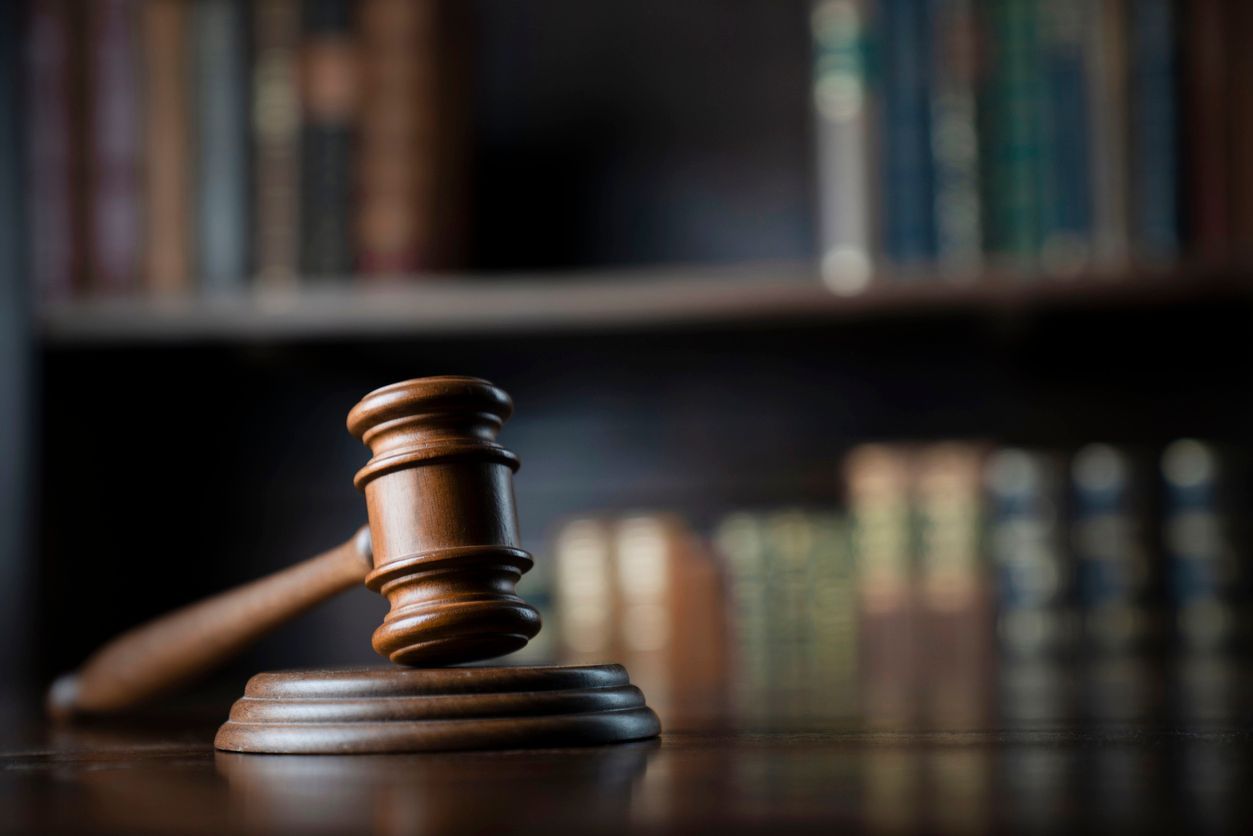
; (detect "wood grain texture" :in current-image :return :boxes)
[348,376,542,665]
[47,528,372,719]
[214,664,662,753]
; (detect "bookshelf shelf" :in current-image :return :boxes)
[37,262,1253,345]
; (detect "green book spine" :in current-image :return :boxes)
[980,0,1045,268]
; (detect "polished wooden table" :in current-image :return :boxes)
[4,663,1253,835]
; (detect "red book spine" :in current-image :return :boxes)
[24,0,82,301]
[86,0,142,294]
[1185,0,1230,259]
[356,0,436,276]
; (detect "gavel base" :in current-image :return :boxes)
[214,664,661,754]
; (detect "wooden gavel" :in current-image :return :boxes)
[49,377,542,719]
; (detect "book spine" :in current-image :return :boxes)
[1037,0,1093,271]
[807,512,858,716]
[1127,0,1179,261]
[979,0,1044,267]
[23,0,81,302]
[141,0,192,295]
[986,449,1071,657]
[880,0,936,268]
[252,0,302,288]
[357,0,436,276]
[914,442,993,724]
[612,515,674,706]
[1224,0,1253,256]
[86,0,142,295]
[1161,440,1244,652]
[1070,444,1153,653]
[927,0,982,271]
[845,444,916,723]
[299,0,358,280]
[714,513,771,718]
[1184,0,1230,257]
[194,0,250,291]
[552,518,616,665]
[1086,0,1130,266]
[812,0,875,293]
[763,510,817,711]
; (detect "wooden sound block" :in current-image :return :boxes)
[214,665,661,754]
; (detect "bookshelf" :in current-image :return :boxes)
[14,1,1253,753]
[38,262,1253,344]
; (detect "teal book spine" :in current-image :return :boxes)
[979,0,1045,268]
[194,0,250,290]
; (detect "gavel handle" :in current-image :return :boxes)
[47,527,373,720]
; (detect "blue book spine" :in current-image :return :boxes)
[880,0,936,267]
[1128,0,1179,260]
[1070,445,1151,652]
[986,450,1071,656]
[1161,440,1242,652]
[195,0,250,290]
[1038,0,1092,269]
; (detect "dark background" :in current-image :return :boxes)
[4,0,1252,694]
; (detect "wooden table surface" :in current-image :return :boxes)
[4,668,1253,836]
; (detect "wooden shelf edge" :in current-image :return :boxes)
[35,262,1253,345]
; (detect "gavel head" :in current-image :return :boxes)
[347,376,541,666]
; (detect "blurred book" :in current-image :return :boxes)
[612,514,728,724]
[86,0,142,294]
[845,443,916,724]
[986,448,1073,657]
[928,0,983,272]
[879,0,936,268]
[357,0,441,275]
[1070,444,1156,654]
[252,0,302,288]
[142,0,191,295]
[1086,0,1130,266]
[298,0,356,279]
[1127,0,1180,261]
[913,441,994,726]
[1037,0,1093,272]
[715,508,856,723]
[1184,0,1231,259]
[979,0,1044,269]
[194,0,249,292]
[812,0,875,294]
[553,517,616,666]
[24,0,82,302]
[553,513,728,725]
[1161,439,1247,653]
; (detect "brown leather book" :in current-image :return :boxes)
[356,0,468,276]
[141,0,191,295]
[611,514,728,726]
[356,0,436,276]
[845,443,917,726]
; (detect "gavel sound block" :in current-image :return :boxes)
[52,377,659,754]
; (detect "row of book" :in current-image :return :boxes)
[25,0,462,301]
[813,0,1250,292]
[542,439,1246,721]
